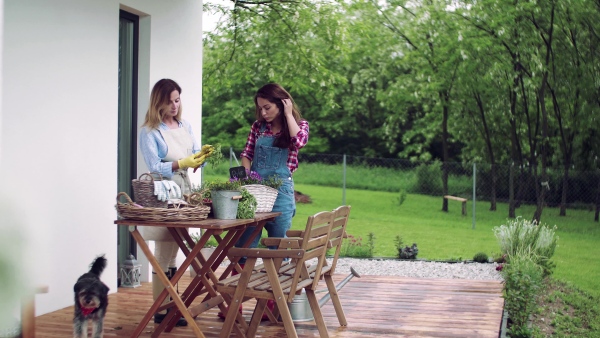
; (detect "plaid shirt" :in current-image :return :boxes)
[240,120,309,174]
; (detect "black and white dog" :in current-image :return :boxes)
[73,255,109,338]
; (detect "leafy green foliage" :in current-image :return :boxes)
[393,235,418,259]
[203,179,241,192]
[415,161,443,195]
[473,252,489,263]
[396,189,407,206]
[237,188,257,219]
[493,217,559,276]
[205,143,224,170]
[188,231,218,249]
[340,233,374,258]
[502,255,544,337]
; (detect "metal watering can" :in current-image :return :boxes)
[288,267,361,322]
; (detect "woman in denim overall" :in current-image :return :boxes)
[235,123,297,250]
[218,83,309,319]
[236,83,309,257]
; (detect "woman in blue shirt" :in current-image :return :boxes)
[139,79,204,326]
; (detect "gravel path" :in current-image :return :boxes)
[332,258,504,281]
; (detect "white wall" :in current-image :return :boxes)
[0,0,203,317]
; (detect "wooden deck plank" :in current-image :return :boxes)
[34,273,504,338]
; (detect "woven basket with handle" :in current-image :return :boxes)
[132,172,168,208]
[116,192,210,222]
[242,184,279,212]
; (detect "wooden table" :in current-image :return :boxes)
[114,212,280,338]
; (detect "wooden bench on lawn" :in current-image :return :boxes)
[444,195,467,216]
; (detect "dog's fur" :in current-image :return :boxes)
[73,255,109,338]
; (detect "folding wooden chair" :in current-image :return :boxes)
[216,210,335,338]
[286,205,351,326]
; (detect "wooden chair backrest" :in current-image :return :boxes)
[287,210,334,301]
[327,205,351,274]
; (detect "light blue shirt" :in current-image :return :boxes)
[139,119,199,179]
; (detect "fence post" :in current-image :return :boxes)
[472,162,476,230]
[342,154,347,205]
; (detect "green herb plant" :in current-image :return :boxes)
[206,143,224,170]
[237,188,257,219]
[203,179,241,192]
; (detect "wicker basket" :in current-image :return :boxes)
[116,192,210,222]
[132,172,168,208]
[242,184,278,212]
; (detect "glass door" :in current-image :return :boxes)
[117,10,139,284]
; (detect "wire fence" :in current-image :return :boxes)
[228,148,600,221]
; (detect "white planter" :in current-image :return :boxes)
[189,247,216,277]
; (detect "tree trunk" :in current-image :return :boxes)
[474,91,496,211]
[441,91,449,212]
[595,170,600,222]
[560,167,569,216]
[532,4,555,224]
[533,71,550,224]
[509,163,515,218]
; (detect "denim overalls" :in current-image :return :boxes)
[236,124,296,260]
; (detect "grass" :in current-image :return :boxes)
[292,184,600,297]
[530,278,600,337]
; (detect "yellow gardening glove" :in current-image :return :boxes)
[178,152,203,170]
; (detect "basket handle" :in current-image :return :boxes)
[117,192,134,205]
[185,192,206,206]
[138,172,164,182]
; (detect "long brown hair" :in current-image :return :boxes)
[254,83,303,149]
[142,79,182,129]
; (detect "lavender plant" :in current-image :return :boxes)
[230,169,283,189]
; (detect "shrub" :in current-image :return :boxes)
[340,233,374,258]
[492,217,558,276]
[394,235,418,259]
[396,189,407,206]
[414,161,442,195]
[394,235,404,257]
[400,244,419,259]
[473,252,489,263]
[502,255,544,338]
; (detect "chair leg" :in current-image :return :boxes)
[275,296,298,338]
[306,288,330,338]
[219,259,256,338]
[324,275,347,326]
[247,299,268,337]
[263,259,298,338]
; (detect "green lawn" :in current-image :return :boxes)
[203,172,600,297]
[290,184,600,297]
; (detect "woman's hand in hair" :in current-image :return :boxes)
[282,99,293,118]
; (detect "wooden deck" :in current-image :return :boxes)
[34,272,504,337]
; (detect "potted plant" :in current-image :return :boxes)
[192,179,257,219]
[201,179,242,219]
[187,231,218,277]
[230,170,282,212]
